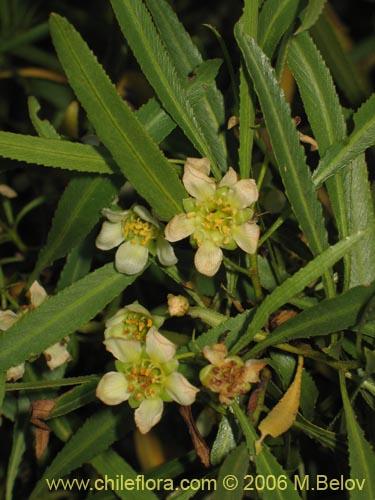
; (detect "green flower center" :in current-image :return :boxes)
[125,360,163,403]
[121,312,153,341]
[122,216,158,246]
[185,188,251,248]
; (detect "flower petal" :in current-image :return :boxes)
[0,310,19,331]
[105,308,127,328]
[232,222,260,254]
[183,163,215,200]
[164,214,195,242]
[219,167,238,187]
[96,221,124,250]
[134,398,164,434]
[96,372,130,405]
[102,207,129,223]
[115,241,148,275]
[29,281,48,307]
[244,359,267,383]
[185,157,211,175]
[156,236,178,266]
[104,338,142,363]
[231,179,259,208]
[133,205,158,227]
[194,242,223,277]
[6,363,25,382]
[164,372,199,405]
[44,338,71,370]
[203,344,228,365]
[145,327,176,363]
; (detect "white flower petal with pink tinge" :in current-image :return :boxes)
[232,222,260,254]
[104,338,142,363]
[146,327,176,363]
[96,372,130,406]
[231,179,258,208]
[203,344,228,365]
[183,163,216,200]
[0,310,18,331]
[115,241,148,274]
[219,167,238,187]
[96,221,124,250]
[164,372,199,405]
[185,157,211,176]
[244,360,267,383]
[165,214,195,242]
[194,242,223,277]
[29,281,48,307]
[135,398,164,434]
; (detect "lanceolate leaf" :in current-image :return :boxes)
[0,264,139,371]
[235,25,333,293]
[258,0,300,58]
[109,0,222,178]
[28,96,60,139]
[0,132,115,174]
[136,97,176,144]
[49,13,185,220]
[250,282,375,355]
[213,444,249,500]
[29,407,133,500]
[313,94,375,186]
[144,0,227,172]
[28,174,119,285]
[229,227,372,355]
[339,371,375,500]
[295,0,326,34]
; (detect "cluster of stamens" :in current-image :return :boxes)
[205,359,250,401]
[122,217,157,246]
[121,313,153,341]
[125,361,162,402]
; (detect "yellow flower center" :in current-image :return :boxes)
[122,217,158,246]
[121,313,153,341]
[126,360,162,402]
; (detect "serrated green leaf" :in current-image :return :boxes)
[230,227,373,355]
[28,96,60,139]
[210,416,236,466]
[0,263,139,371]
[339,371,375,499]
[258,0,300,58]
[295,0,326,34]
[28,174,118,284]
[136,97,176,144]
[310,10,368,106]
[250,283,375,356]
[294,414,346,453]
[90,449,158,500]
[343,155,375,287]
[48,379,99,419]
[0,132,116,174]
[235,26,331,271]
[213,444,248,500]
[49,13,185,220]
[29,406,133,500]
[144,0,227,171]
[313,95,375,186]
[109,0,222,178]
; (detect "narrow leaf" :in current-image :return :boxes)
[28,96,60,139]
[313,95,375,186]
[0,264,139,371]
[50,13,185,219]
[296,0,326,34]
[136,97,176,144]
[339,371,375,499]
[213,444,249,500]
[29,407,133,500]
[90,449,158,500]
[258,0,300,58]
[0,132,115,174]
[56,232,95,291]
[6,421,26,500]
[29,174,118,284]
[210,417,236,466]
[48,379,99,419]
[109,0,222,177]
[250,282,375,355]
[235,25,330,264]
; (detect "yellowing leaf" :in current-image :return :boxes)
[256,356,304,453]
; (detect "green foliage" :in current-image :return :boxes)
[0,0,374,497]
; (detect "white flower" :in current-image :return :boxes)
[165,158,260,276]
[104,302,163,342]
[0,281,71,381]
[96,327,199,434]
[96,204,177,275]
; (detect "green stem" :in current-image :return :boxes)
[248,252,263,302]
[232,399,256,456]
